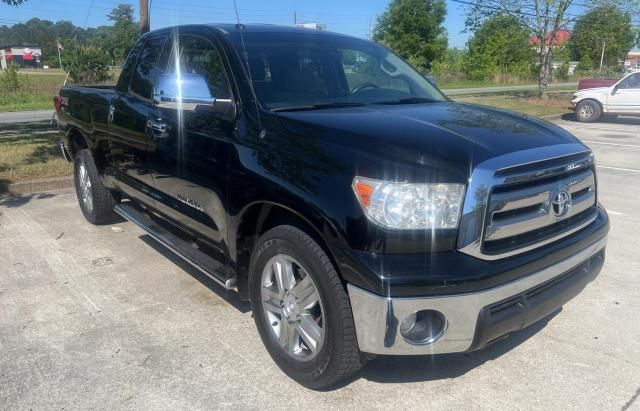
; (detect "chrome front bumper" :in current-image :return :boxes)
[347,235,607,355]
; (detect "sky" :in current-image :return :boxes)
[0,0,473,48]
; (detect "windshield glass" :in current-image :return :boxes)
[230,31,447,110]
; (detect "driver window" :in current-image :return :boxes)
[340,49,410,94]
[162,35,231,101]
[619,73,640,89]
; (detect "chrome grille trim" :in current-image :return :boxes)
[458,144,596,261]
[485,169,596,242]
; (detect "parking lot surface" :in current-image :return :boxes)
[1,117,639,410]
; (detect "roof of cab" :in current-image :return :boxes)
[145,23,356,39]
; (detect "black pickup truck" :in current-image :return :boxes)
[56,24,609,389]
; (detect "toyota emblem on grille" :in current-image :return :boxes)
[552,190,571,218]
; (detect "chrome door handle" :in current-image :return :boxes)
[146,119,168,139]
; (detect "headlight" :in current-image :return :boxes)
[352,177,465,229]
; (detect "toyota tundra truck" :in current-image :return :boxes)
[55,24,609,389]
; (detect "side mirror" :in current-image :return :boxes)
[422,73,437,86]
[154,73,236,120]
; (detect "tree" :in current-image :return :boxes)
[373,0,448,71]
[464,14,533,80]
[107,4,135,23]
[463,0,639,98]
[1,0,27,4]
[430,47,467,77]
[61,43,112,84]
[571,5,635,69]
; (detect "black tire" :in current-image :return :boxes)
[575,99,602,123]
[73,149,117,225]
[249,225,363,389]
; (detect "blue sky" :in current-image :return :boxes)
[0,0,472,48]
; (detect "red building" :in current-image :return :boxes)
[0,46,43,70]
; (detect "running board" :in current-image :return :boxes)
[114,203,236,290]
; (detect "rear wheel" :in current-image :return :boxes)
[576,99,601,123]
[74,149,118,225]
[249,225,363,389]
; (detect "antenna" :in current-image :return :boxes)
[232,0,266,139]
[63,0,96,87]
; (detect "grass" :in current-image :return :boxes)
[0,74,63,112]
[0,121,71,183]
[1,70,119,112]
[456,93,572,117]
[439,79,576,90]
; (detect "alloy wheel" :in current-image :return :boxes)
[78,163,93,213]
[260,254,325,361]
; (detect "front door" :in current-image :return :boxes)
[146,33,236,257]
[608,73,640,113]
[109,35,167,205]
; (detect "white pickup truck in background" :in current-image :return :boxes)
[572,71,640,122]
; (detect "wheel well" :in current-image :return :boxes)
[234,204,341,301]
[67,128,88,159]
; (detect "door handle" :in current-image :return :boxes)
[146,119,168,139]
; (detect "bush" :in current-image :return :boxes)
[0,64,29,93]
[0,64,37,107]
[62,44,112,84]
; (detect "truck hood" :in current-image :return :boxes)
[275,101,582,176]
[574,87,611,95]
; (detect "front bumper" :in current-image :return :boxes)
[348,234,607,355]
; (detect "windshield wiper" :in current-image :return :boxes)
[271,102,367,112]
[375,97,440,105]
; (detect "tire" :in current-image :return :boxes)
[575,99,601,123]
[73,149,117,225]
[249,225,363,389]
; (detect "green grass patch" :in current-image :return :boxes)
[0,121,71,183]
[456,93,572,117]
[0,74,64,112]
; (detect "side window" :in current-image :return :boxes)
[130,37,166,99]
[618,73,640,89]
[340,49,410,94]
[116,39,144,92]
[162,35,231,101]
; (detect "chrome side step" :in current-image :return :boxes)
[114,203,236,290]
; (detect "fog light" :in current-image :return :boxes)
[399,309,446,345]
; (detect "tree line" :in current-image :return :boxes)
[0,4,138,80]
[374,0,639,96]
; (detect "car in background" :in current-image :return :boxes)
[572,71,640,122]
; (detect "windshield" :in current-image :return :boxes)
[230,31,447,110]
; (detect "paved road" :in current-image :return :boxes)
[0,110,55,124]
[443,82,577,96]
[1,117,639,409]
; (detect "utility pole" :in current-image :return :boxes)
[294,10,297,25]
[140,0,150,33]
[368,16,372,39]
[599,41,606,70]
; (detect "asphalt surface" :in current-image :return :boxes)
[442,82,577,96]
[1,116,639,410]
[0,110,55,124]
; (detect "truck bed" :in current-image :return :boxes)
[57,85,115,130]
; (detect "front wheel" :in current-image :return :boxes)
[249,225,363,389]
[575,99,601,123]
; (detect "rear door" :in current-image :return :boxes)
[146,32,236,257]
[607,73,640,113]
[109,35,167,204]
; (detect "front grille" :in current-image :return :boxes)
[482,159,598,257]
